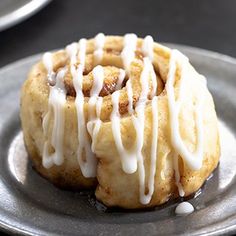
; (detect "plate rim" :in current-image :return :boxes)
[0,0,52,32]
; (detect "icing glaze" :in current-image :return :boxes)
[94,33,105,64]
[42,52,56,85]
[175,201,194,215]
[41,33,205,205]
[121,33,137,72]
[142,35,154,62]
[166,49,205,196]
[88,66,104,152]
[115,69,126,90]
[71,39,97,178]
[111,91,137,174]
[66,42,78,65]
[132,58,157,204]
[42,67,67,168]
[166,50,204,171]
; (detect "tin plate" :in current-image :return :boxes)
[0,44,235,235]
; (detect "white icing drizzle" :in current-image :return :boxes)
[142,36,157,97]
[87,66,104,152]
[111,55,158,204]
[142,35,154,62]
[138,96,158,204]
[110,34,160,204]
[150,63,157,97]
[149,96,158,200]
[89,97,103,153]
[166,49,204,196]
[132,57,156,204]
[175,201,194,215]
[42,52,56,85]
[42,67,67,168]
[42,52,53,73]
[120,33,137,115]
[111,91,137,174]
[94,33,105,64]
[91,65,104,96]
[78,38,87,66]
[66,42,78,65]
[71,39,97,178]
[173,152,185,197]
[121,33,137,72]
[115,69,126,90]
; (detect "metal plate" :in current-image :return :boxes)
[0,0,51,32]
[0,44,235,235]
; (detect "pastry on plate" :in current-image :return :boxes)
[20,33,220,209]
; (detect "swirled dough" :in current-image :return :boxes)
[20,35,220,208]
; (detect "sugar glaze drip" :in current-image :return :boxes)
[131,57,157,204]
[94,33,105,64]
[110,91,137,173]
[87,65,104,153]
[109,33,140,174]
[42,52,56,85]
[121,33,137,72]
[71,39,97,178]
[175,201,194,215]
[115,69,126,90]
[41,33,205,205]
[142,35,157,97]
[42,66,67,168]
[142,35,154,62]
[66,42,78,65]
[166,49,205,196]
[110,35,159,204]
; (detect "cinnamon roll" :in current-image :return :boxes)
[20,33,220,209]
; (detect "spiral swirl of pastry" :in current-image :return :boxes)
[20,33,220,208]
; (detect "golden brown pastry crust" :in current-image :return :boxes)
[20,36,220,208]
